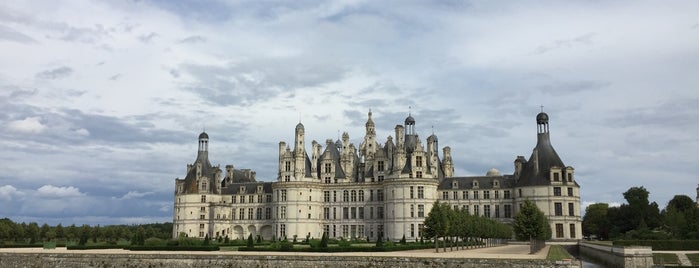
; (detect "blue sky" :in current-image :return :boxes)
[1,0,698,225]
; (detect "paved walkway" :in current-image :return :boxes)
[654,251,698,266]
[0,244,549,260]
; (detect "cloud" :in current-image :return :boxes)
[8,116,46,133]
[36,185,85,198]
[117,190,154,200]
[0,25,37,43]
[35,66,73,79]
[138,32,158,43]
[178,35,206,43]
[531,33,596,55]
[0,185,24,201]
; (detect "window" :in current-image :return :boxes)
[567,187,574,197]
[377,190,384,201]
[333,191,337,202]
[504,204,512,218]
[249,195,254,203]
[342,225,349,238]
[569,203,575,216]
[240,195,246,203]
[266,195,272,203]
[285,161,291,171]
[343,207,349,219]
[410,224,415,237]
[369,190,374,201]
[410,186,414,199]
[199,224,204,229]
[570,224,576,238]
[556,224,564,238]
[416,171,422,178]
[359,207,364,219]
[553,173,560,181]
[370,207,374,219]
[333,207,337,219]
[201,181,207,191]
[201,195,206,203]
[518,189,522,197]
[324,225,330,236]
[554,187,561,196]
[442,192,449,200]
[256,208,262,220]
[473,205,479,216]
[281,190,287,201]
[324,163,331,173]
[200,207,205,212]
[200,215,205,219]
[323,191,330,202]
[495,191,500,199]
[359,190,364,202]
[351,207,357,219]
[495,205,500,218]
[416,156,422,167]
[248,208,253,219]
[231,195,236,203]
[265,207,272,219]
[484,191,490,199]
[377,207,384,219]
[410,204,414,217]
[418,205,424,218]
[378,175,384,182]
[473,191,479,199]
[351,190,357,202]
[555,203,563,216]
[484,205,491,218]
[280,224,286,238]
[323,207,330,219]
[418,224,424,238]
[281,206,287,219]
[343,190,349,202]
[463,191,468,199]
[567,173,572,182]
[453,191,458,200]
[325,177,331,184]
[284,175,290,182]
[417,186,424,199]
[239,208,244,219]
[377,161,384,171]
[504,190,511,199]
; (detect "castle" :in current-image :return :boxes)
[173,111,582,241]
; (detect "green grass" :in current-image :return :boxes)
[686,253,699,266]
[584,240,613,246]
[653,253,680,265]
[546,245,573,261]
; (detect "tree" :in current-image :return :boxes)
[39,223,50,242]
[582,203,609,240]
[26,222,40,244]
[246,233,254,248]
[663,195,699,239]
[55,224,64,240]
[78,225,90,246]
[423,201,449,252]
[319,232,328,248]
[512,200,551,241]
[131,227,145,246]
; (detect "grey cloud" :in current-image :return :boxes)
[532,33,596,55]
[181,58,348,106]
[109,74,122,80]
[539,80,611,96]
[178,35,206,43]
[58,24,111,44]
[606,98,699,128]
[0,24,37,43]
[35,66,73,80]
[138,32,158,43]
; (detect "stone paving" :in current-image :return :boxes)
[0,244,549,260]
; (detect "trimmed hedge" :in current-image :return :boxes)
[238,243,433,252]
[0,244,44,248]
[127,245,220,251]
[67,245,127,250]
[613,240,699,250]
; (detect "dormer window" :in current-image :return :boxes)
[257,186,263,193]
[240,186,246,193]
[493,180,500,188]
[452,181,458,189]
[472,180,479,189]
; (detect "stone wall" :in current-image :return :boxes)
[579,242,654,268]
[0,252,575,268]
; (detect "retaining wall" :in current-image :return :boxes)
[579,242,653,268]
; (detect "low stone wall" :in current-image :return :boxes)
[0,252,573,268]
[579,242,654,268]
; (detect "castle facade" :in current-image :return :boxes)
[173,111,582,241]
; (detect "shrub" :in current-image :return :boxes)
[247,234,254,249]
[144,237,164,247]
[613,240,699,250]
[338,238,351,248]
[280,240,294,251]
[166,239,179,246]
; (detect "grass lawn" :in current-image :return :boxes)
[685,253,699,266]
[546,245,573,261]
[653,253,680,266]
[584,240,612,246]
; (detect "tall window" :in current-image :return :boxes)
[567,187,574,197]
[504,190,511,199]
[333,191,337,202]
[495,205,500,218]
[484,191,490,199]
[418,205,424,218]
[239,208,244,219]
[473,191,479,199]
[343,190,349,202]
[417,186,424,199]
[201,181,207,191]
[494,191,500,199]
[473,205,479,216]
[285,161,291,171]
[324,163,331,173]
[324,191,330,202]
[324,207,330,219]
[377,161,384,171]
[351,207,356,219]
[369,190,374,201]
[555,203,563,216]
[265,207,271,219]
[256,208,262,220]
[410,224,415,237]
[484,205,491,218]
[570,224,576,238]
[463,191,468,199]
[281,190,287,201]
[568,203,575,216]
[358,190,364,202]
[280,206,287,219]
[553,173,560,181]
[280,224,286,238]
[343,207,349,219]
[416,156,422,167]
[248,208,253,219]
[442,191,449,200]
[351,190,357,202]
[556,224,564,238]
[377,207,384,219]
[416,171,422,178]
[410,186,414,199]
[504,204,512,218]
[358,207,364,219]
[377,190,384,201]
[201,195,206,203]
[325,177,331,184]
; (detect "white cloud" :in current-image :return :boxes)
[36,185,85,198]
[118,190,153,200]
[0,185,24,201]
[8,117,46,133]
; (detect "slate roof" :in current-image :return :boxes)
[515,132,566,187]
[221,181,273,195]
[438,175,516,190]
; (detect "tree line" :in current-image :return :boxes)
[583,186,699,240]
[423,201,512,252]
[0,218,172,245]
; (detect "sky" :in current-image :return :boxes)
[0,0,698,226]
